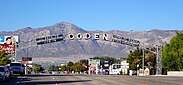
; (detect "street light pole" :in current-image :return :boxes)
[142,44,145,76]
[137,64,139,76]
[27,47,28,57]
[14,40,17,62]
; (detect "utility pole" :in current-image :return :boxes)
[14,38,18,62]
[27,47,28,57]
[142,44,145,76]
[156,45,162,75]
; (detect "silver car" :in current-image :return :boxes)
[0,66,11,81]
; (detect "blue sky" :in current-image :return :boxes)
[0,0,183,31]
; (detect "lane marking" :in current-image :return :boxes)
[139,84,147,85]
[52,76,58,85]
[94,82,98,85]
[16,81,20,85]
[16,77,25,85]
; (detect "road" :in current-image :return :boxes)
[1,74,183,85]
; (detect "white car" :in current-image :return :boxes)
[0,66,11,81]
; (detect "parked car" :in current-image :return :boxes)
[129,70,137,76]
[7,66,14,78]
[0,66,11,81]
[10,62,25,75]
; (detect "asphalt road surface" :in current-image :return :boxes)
[1,74,183,85]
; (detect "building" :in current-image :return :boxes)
[109,60,129,75]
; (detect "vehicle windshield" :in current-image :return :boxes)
[0,67,4,72]
[10,63,22,66]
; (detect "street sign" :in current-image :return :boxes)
[0,36,5,43]
[104,60,109,67]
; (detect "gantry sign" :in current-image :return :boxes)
[35,33,162,75]
[36,33,140,47]
[36,34,64,45]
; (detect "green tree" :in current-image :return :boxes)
[79,59,89,70]
[79,59,88,66]
[33,64,41,73]
[145,51,156,68]
[60,65,67,71]
[73,63,83,72]
[67,61,74,71]
[127,50,143,70]
[0,50,11,65]
[162,32,183,71]
[48,65,59,71]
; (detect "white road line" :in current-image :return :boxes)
[16,77,24,85]
[52,76,58,85]
[16,81,20,85]
[93,82,98,85]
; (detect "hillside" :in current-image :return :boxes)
[0,22,179,63]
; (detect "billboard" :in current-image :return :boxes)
[22,57,32,64]
[0,36,19,54]
[0,44,15,54]
[89,59,100,74]
[89,59,100,65]
[22,57,32,62]
[0,36,19,45]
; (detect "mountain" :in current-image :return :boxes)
[0,22,179,63]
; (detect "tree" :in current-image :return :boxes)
[48,65,60,71]
[0,50,11,65]
[145,51,156,68]
[162,32,183,71]
[79,59,88,66]
[67,61,74,71]
[60,65,67,71]
[73,63,85,72]
[127,50,143,70]
[33,64,41,73]
[79,59,89,70]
